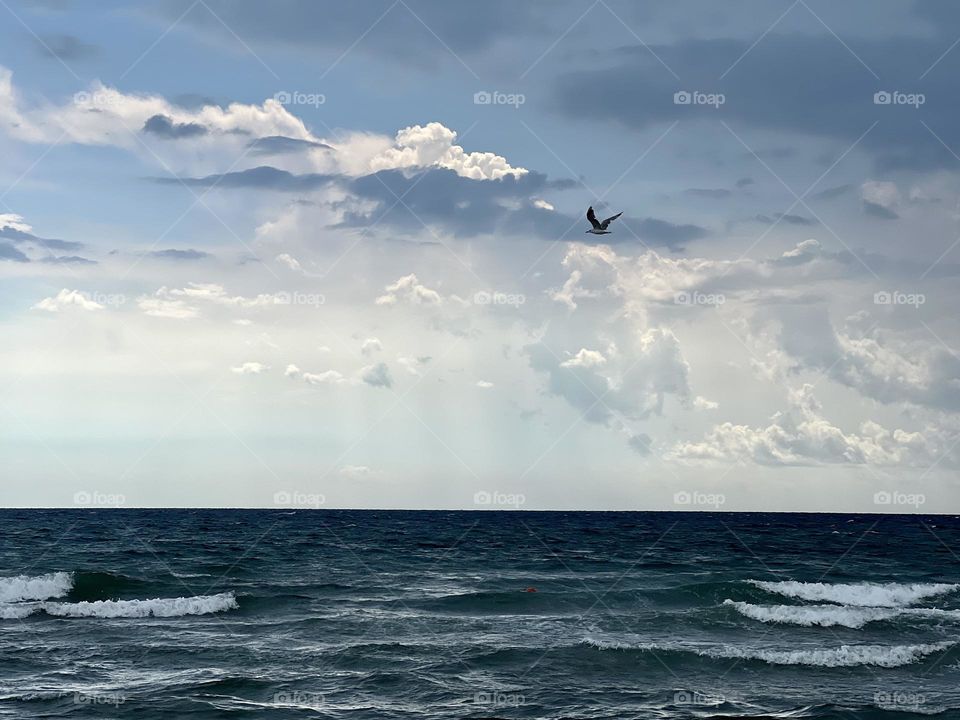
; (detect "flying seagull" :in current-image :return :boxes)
[585,206,622,235]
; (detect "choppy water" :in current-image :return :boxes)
[1,510,958,718]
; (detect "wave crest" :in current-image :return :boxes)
[0,572,73,602]
[749,580,958,607]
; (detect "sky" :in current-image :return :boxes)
[1,0,959,511]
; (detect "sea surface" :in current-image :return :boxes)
[0,510,958,719]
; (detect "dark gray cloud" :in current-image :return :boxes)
[154,164,705,247]
[810,184,854,201]
[153,166,335,191]
[684,188,731,198]
[552,32,960,171]
[163,0,550,66]
[35,34,98,60]
[149,248,211,260]
[735,177,754,188]
[143,114,208,139]
[247,136,332,156]
[0,243,29,262]
[0,225,83,251]
[863,201,899,219]
[754,212,818,227]
[40,255,97,265]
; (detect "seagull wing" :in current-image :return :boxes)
[600,212,622,230]
[586,206,602,230]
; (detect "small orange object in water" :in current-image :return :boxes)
[524,587,537,593]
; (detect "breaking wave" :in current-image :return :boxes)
[583,637,954,668]
[749,580,958,608]
[0,572,73,602]
[725,600,960,628]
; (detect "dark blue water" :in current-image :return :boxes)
[1,510,958,719]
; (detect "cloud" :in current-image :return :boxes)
[632,217,708,249]
[0,243,29,262]
[149,248,210,260]
[369,123,526,180]
[360,337,383,356]
[694,396,719,410]
[549,33,960,171]
[560,348,607,368]
[338,465,372,480]
[231,362,269,374]
[143,114,209,139]
[285,364,349,385]
[35,34,98,60]
[247,135,332,155]
[861,180,900,219]
[685,188,731,199]
[376,274,443,306]
[361,362,393,389]
[476,380,494,388]
[32,289,104,312]
[670,385,949,467]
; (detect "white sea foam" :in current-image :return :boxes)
[699,641,954,668]
[731,600,960,628]
[725,600,960,628]
[749,580,958,607]
[584,636,954,668]
[41,592,238,618]
[0,572,73,602]
[0,592,237,619]
[0,603,39,619]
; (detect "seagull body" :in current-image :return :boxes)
[585,206,622,235]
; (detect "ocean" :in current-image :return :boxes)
[0,510,957,719]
